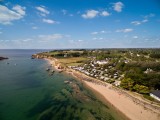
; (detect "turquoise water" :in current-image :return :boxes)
[0,50,124,120]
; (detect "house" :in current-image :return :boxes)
[64,54,68,57]
[129,52,133,56]
[124,60,129,63]
[137,54,140,57]
[96,60,108,65]
[150,90,160,101]
[104,77,109,81]
[114,81,121,86]
[144,68,153,74]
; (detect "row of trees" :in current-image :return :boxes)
[118,62,160,93]
[50,52,81,58]
[150,53,160,58]
[116,61,160,72]
[120,78,149,94]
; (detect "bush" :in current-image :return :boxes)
[120,78,134,90]
[133,84,149,94]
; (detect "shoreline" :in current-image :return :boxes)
[46,57,160,120]
[82,80,130,120]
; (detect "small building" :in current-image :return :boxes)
[104,77,109,81]
[144,68,153,74]
[137,54,140,57]
[64,54,68,57]
[150,90,160,101]
[124,60,129,63]
[96,60,108,65]
[114,81,121,86]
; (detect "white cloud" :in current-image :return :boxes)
[92,37,104,40]
[113,2,124,12]
[65,35,71,38]
[131,19,148,26]
[36,6,49,16]
[92,37,97,40]
[32,26,38,29]
[142,19,148,23]
[100,30,106,33]
[61,9,73,17]
[81,9,110,19]
[131,21,141,25]
[144,13,155,19]
[91,30,110,35]
[0,31,2,34]
[61,9,67,15]
[42,19,55,24]
[38,34,63,41]
[91,32,98,35]
[78,39,83,42]
[124,29,133,32]
[133,36,138,39]
[22,38,33,42]
[116,28,133,33]
[101,11,110,16]
[131,13,154,26]
[82,10,99,19]
[12,5,26,16]
[69,14,73,17]
[0,5,26,25]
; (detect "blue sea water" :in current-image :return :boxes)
[0,49,125,120]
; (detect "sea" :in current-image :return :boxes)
[0,49,125,120]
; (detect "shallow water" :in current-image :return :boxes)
[0,49,124,120]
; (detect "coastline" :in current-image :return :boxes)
[81,79,130,120]
[0,56,8,60]
[46,57,160,120]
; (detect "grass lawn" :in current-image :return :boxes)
[57,57,88,66]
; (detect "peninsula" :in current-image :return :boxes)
[32,49,160,120]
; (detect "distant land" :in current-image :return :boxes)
[0,56,8,60]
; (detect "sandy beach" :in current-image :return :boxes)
[47,58,160,120]
[84,81,160,120]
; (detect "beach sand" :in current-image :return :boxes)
[47,58,160,120]
[84,81,160,120]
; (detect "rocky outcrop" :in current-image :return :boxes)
[31,54,49,59]
[0,57,8,61]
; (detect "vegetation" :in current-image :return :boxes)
[36,48,160,97]
[58,57,88,66]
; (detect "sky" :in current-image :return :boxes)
[0,0,160,49]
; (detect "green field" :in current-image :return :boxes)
[58,57,88,66]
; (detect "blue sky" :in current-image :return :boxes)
[0,0,160,49]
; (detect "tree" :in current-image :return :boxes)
[150,53,160,58]
[120,78,134,90]
[116,62,125,70]
[149,78,160,90]
[133,84,149,94]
